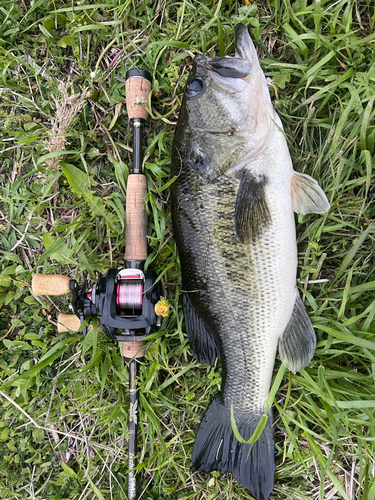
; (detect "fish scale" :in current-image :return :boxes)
[171,24,329,500]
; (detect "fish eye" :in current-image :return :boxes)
[186,78,204,98]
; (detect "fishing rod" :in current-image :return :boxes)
[32,68,164,500]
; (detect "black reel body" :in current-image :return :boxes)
[71,268,162,342]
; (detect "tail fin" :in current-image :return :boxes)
[192,397,274,500]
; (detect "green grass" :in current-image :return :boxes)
[0,1,375,499]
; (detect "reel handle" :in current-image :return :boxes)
[125,68,152,121]
[32,273,71,296]
[57,313,81,333]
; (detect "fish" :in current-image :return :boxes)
[170,24,330,500]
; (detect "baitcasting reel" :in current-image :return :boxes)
[32,268,163,360]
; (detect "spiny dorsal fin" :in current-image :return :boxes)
[291,172,330,215]
[234,169,271,244]
[278,293,316,374]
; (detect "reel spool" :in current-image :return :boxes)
[117,270,144,316]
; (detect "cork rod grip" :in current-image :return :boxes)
[126,77,151,120]
[125,174,148,261]
[57,313,81,333]
[122,341,145,360]
[32,273,71,296]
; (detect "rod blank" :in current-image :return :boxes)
[128,359,138,500]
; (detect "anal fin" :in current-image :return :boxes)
[278,293,316,374]
[183,293,219,366]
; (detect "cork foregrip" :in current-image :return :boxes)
[32,273,71,296]
[125,174,148,261]
[122,341,145,359]
[126,77,151,120]
[57,313,81,333]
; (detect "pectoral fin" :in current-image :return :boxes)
[235,169,271,244]
[291,172,330,214]
[183,293,220,366]
[278,293,316,374]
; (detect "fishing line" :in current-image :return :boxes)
[117,279,143,316]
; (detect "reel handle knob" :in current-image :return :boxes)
[125,68,152,121]
[57,313,81,333]
[32,273,71,297]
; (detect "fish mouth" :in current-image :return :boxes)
[186,24,258,96]
[204,56,251,79]
[201,24,254,79]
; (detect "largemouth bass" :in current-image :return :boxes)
[171,24,329,500]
